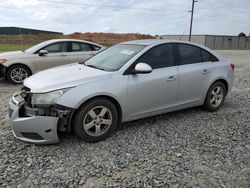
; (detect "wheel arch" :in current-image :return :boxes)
[69,95,123,132]
[203,78,229,104]
[5,63,33,78]
[210,78,228,93]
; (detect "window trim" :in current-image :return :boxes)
[201,48,219,62]
[174,43,219,65]
[123,43,177,75]
[68,41,99,52]
[34,42,69,54]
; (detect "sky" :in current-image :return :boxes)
[0,0,249,36]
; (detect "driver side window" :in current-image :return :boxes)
[42,42,67,53]
[136,44,174,69]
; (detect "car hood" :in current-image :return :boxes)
[0,50,25,58]
[24,63,112,93]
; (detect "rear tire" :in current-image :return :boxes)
[203,81,226,112]
[73,98,118,142]
[6,65,31,84]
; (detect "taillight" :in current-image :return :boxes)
[230,63,235,71]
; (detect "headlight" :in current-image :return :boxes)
[31,88,70,105]
[0,59,7,64]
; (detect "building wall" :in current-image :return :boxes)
[160,35,250,50]
[0,27,62,35]
[205,35,250,50]
[160,35,206,45]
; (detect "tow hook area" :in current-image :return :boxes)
[23,104,73,132]
[56,107,73,132]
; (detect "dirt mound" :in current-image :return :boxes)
[0,32,155,46]
[66,32,155,45]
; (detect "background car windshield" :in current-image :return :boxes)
[84,44,145,71]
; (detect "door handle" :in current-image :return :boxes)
[166,76,176,81]
[202,69,208,74]
[60,54,67,57]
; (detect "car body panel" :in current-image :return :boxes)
[35,52,70,72]
[126,66,178,119]
[68,51,97,63]
[24,63,112,93]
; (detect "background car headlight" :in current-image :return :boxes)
[0,59,7,64]
[31,89,70,105]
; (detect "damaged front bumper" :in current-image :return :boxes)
[8,91,72,144]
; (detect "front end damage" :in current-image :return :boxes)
[8,87,73,144]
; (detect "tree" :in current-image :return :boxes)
[238,32,246,37]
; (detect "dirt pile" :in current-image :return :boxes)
[0,32,155,46]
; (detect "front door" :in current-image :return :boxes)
[126,43,179,119]
[35,42,69,72]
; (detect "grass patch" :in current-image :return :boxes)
[0,43,32,51]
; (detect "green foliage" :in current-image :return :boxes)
[0,43,32,51]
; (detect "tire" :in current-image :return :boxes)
[73,98,118,142]
[203,81,226,112]
[6,64,31,84]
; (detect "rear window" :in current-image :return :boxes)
[201,50,218,62]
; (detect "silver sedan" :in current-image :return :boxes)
[0,39,105,84]
[8,39,234,144]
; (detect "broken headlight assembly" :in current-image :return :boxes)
[31,88,71,106]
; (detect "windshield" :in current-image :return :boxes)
[24,40,52,54]
[83,44,145,71]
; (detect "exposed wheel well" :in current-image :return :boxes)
[5,63,32,79]
[213,79,228,93]
[69,95,123,132]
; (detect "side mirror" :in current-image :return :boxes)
[134,63,152,74]
[39,50,48,56]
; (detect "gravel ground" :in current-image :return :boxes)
[0,50,250,187]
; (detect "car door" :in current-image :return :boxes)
[126,43,178,119]
[68,42,99,63]
[35,42,69,72]
[176,43,215,105]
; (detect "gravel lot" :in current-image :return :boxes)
[0,50,250,187]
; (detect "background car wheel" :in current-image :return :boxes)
[73,98,118,142]
[7,65,31,84]
[203,81,226,112]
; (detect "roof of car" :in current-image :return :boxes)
[120,39,223,60]
[45,39,104,47]
[120,39,201,46]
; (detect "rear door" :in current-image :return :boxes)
[68,42,101,63]
[35,42,69,72]
[176,43,217,105]
[126,43,179,119]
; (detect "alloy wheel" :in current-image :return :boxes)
[83,106,113,137]
[10,68,28,83]
[210,86,224,108]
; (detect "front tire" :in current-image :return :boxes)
[6,65,31,84]
[73,98,118,142]
[203,81,226,112]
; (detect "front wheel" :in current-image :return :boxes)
[73,98,118,142]
[203,81,226,112]
[6,65,31,84]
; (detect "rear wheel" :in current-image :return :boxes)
[7,65,31,84]
[73,98,118,142]
[203,81,226,112]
